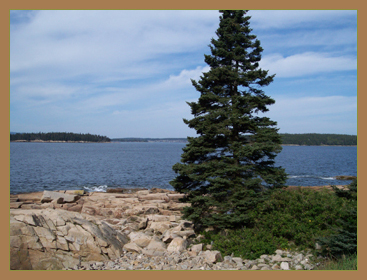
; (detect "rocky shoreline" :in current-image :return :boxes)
[10,188,328,270]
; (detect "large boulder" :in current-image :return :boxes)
[128,231,152,248]
[147,221,172,234]
[123,242,143,254]
[141,236,167,257]
[166,237,187,253]
[189,243,203,256]
[146,237,167,252]
[199,250,223,263]
[10,208,129,270]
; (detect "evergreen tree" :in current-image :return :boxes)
[170,10,287,230]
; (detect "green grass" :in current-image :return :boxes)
[315,254,357,270]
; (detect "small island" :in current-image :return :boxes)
[280,133,356,146]
[10,132,111,143]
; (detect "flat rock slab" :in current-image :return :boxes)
[10,202,23,209]
[13,192,44,202]
[41,191,80,203]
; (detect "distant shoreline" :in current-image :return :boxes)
[10,140,111,143]
[10,140,356,146]
[11,133,357,146]
[281,144,357,147]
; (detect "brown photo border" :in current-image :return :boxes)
[2,1,364,280]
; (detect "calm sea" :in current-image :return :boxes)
[10,142,357,194]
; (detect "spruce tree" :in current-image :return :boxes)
[170,10,287,230]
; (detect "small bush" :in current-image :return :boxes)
[201,227,289,259]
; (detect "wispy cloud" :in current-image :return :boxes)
[271,95,357,116]
[261,52,356,77]
[266,95,357,134]
[249,10,357,30]
[10,10,217,73]
[162,66,211,88]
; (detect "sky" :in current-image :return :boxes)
[10,10,357,138]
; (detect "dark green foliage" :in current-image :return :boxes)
[317,180,357,259]
[10,132,110,142]
[280,133,357,146]
[318,208,357,258]
[197,188,354,259]
[332,179,357,201]
[201,227,288,260]
[250,188,351,249]
[170,10,287,230]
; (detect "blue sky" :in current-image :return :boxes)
[10,10,357,138]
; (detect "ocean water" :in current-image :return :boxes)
[10,142,357,194]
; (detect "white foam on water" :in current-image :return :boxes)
[83,185,108,192]
[288,175,312,179]
[288,175,335,180]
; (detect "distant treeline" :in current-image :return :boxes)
[280,133,357,146]
[112,138,149,142]
[112,134,357,145]
[111,138,188,142]
[10,132,111,142]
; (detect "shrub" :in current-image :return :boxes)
[201,227,288,260]
[316,180,357,259]
[199,187,353,259]
[249,188,351,250]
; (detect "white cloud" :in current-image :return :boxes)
[10,10,217,74]
[162,66,210,88]
[264,95,357,134]
[249,10,356,30]
[75,66,205,112]
[261,52,356,77]
[271,95,356,116]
